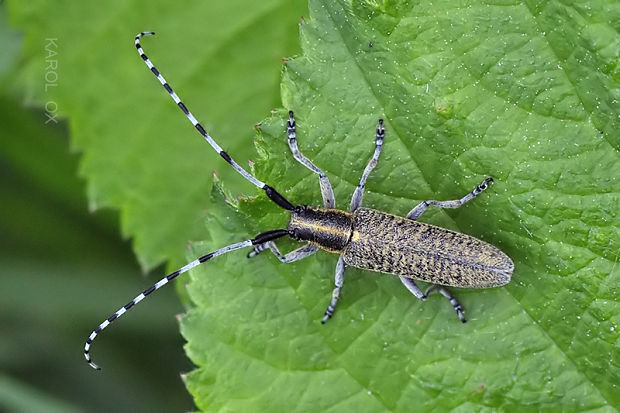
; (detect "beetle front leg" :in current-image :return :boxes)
[287,111,336,209]
[407,177,493,220]
[321,256,345,323]
[247,242,318,263]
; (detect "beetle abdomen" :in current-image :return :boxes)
[342,208,513,288]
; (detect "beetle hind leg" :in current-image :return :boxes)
[423,285,467,323]
[399,277,466,323]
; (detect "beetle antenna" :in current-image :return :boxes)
[134,32,294,211]
[84,228,290,370]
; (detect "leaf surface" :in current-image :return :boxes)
[7,0,620,410]
[183,0,620,410]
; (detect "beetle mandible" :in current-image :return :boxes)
[84,32,514,370]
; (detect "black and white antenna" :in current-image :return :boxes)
[83,32,298,370]
[134,31,294,211]
[84,229,290,370]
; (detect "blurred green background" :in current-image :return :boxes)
[0,1,305,411]
[0,7,194,413]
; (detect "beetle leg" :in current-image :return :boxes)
[404,178,488,321]
[350,119,385,212]
[286,111,336,209]
[247,242,318,263]
[321,256,346,323]
[423,285,467,323]
[398,276,426,300]
[246,242,270,258]
[400,278,466,322]
[85,227,290,370]
[406,177,494,220]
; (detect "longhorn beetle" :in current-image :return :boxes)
[84,32,514,370]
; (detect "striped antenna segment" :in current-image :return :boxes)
[84,240,251,370]
[134,32,294,211]
[84,229,289,370]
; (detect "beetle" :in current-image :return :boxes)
[84,32,514,370]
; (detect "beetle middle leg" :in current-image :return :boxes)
[406,177,493,220]
[349,119,384,212]
[321,120,385,323]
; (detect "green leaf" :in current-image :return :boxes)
[7,0,619,410]
[182,0,620,410]
[6,0,307,270]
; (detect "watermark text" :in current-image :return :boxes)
[44,38,58,124]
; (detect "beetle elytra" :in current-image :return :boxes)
[84,32,514,370]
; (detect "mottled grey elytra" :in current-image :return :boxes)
[84,32,513,371]
[290,206,512,288]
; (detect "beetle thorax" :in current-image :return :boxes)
[288,206,353,252]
